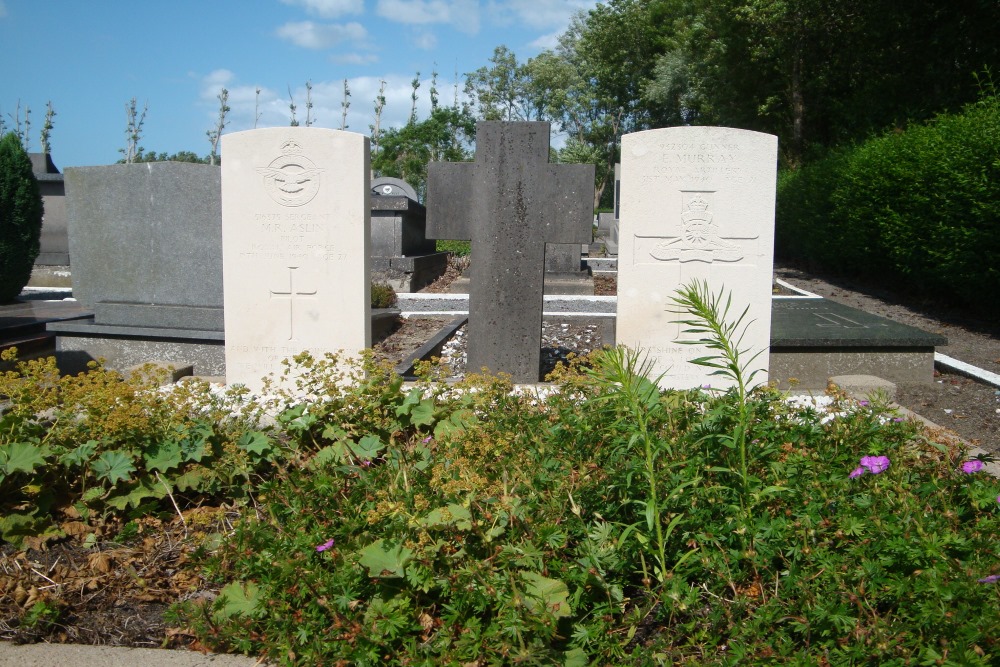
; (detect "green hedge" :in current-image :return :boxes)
[0,133,43,303]
[776,96,1000,316]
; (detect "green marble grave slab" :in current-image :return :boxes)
[770,299,947,347]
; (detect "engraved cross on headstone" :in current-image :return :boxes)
[270,266,317,341]
[426,122,594,382]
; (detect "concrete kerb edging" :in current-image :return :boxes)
[0,641,275,667]
[935,352,1000,389]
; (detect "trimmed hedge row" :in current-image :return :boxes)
[0,133,43,303]
[776,96,1000,316]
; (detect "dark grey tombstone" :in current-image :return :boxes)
[426,121,594,382]
[370,185,447,291]
[49,163,227,374]
[613,162,621,220]
[30,153,69,268]
[372,176,419,201]
[65,163,224,328]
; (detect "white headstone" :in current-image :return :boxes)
[222,127,371,393]
[616,126,777,389]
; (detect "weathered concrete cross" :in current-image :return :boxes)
[426,121,594,382]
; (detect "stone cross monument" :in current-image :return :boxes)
[426,121,594,382]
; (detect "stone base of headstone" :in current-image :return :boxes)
[47,309,400,377]
[445,272,595,295]
[583,256,618,275]
[542,271,594,295]
[372,252,449,292]
[827,375,897,401]
[48,321,226,376]
[768,298,945,389]
[770,349,936,390]
[28,265,72,288]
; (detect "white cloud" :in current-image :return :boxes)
[276,20,368,49]
[279,0,363,17]
[412,30,437,50]
[200,69,235,99]
[332,52,381,65]
[527,29,561,50]
[375,0,480,35]
[487,0,595,30]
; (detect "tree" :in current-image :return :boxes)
[371,105,476,200]
[206,88,229,166]
[288,85,299,127]
[118,150,210,164]
[0,132,43,302]
[39,101,56,155]
[409,73,421,123]
[464,46,542,121]
[370,79,387,164]
[305,81,315,126]
[121,97,148,164]
[340,79,350,131]
[638,0,1000,163]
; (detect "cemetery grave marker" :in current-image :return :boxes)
[221,127,370,393]
[616,126,778,389]
[426,121,594,382]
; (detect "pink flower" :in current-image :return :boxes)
[316,538,335,552]
[850,455,891,478]
[422,435,433,443]
[858,400,870,407]
[860,455,890,475]
[978,574,1000,584]
[961,460,984,474]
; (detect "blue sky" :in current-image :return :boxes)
[0,0,597,169]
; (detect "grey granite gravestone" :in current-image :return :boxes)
[370,183,448,292]
[28,154,70,287]
[426,121,594,382]
[48,162,226,374]
[372,176,419,201]
[47,160,401,376]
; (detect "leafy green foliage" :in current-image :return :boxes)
[172,326,1000,664]
[369,280,397,309]
[435,239,470,256]
[3,296,998,663]
[0,352,277,545]
[777,94,1000,316]
[0,131,42,302]
[371,105,475,200]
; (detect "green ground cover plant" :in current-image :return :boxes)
[0,352,276,545]
[3,285,998,663]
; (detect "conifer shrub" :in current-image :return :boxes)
[0,132,43,302]
[776,94,1000,316]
